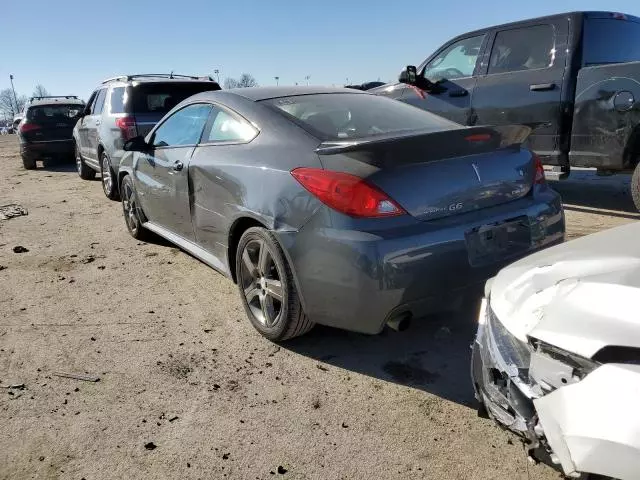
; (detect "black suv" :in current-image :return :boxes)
[18,96,85,169]
[73,74,221,199]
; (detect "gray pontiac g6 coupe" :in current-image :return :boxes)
[117,86,565,341]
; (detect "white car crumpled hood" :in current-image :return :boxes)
[489,221,640,358]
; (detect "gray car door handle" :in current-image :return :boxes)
[173,161,184,171]
[530,83,555,91]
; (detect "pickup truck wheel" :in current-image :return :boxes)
[632,162,640,212]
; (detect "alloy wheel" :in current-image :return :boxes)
[240,239,284,327]
[75,146,82,174]
[101,155,113,195]
[122,182,138,234]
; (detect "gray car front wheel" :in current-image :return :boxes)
[236,227,313,341]
[121,175,148,240]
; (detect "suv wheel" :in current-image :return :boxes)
[76,144,96,180]
[236,227,314,341]
[22,155,36,170]
[100,152,119,200]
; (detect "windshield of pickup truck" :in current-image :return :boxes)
[584,18,640,65]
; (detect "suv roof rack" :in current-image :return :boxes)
[101,73,215,84]
[29,95,79,102]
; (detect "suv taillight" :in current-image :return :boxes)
[291,167,405,218]
[20,123,41,134]
[533,154,545,184]
[115,116,137,141]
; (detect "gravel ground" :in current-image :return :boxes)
[1,134,637,480]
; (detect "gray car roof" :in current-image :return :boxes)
[222,86,368,102]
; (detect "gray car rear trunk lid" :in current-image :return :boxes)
[316,126,536,221]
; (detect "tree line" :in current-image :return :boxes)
[0,84,50,119]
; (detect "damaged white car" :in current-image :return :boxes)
[472,221,640,479]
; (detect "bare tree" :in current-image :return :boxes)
[0,89,18,117]
[237,73,258,88]
[33,84,50,97]
[224,77,239,89]
[223,73,258,89]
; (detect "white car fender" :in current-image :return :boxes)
[534,363,640,480]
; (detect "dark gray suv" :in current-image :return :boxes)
[73,74,221,199]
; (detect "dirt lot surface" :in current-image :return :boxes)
[1,134,638,480]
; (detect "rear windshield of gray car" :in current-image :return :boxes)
[583,18,640,65]
[262,93,459,140]
[130,83,219,114]
[26,105,84,123]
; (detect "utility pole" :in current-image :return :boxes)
[9,75,19,115]
[346,77,350,86]
[305,75,310,85]
[274,76,279,86]
[214,69,220,83]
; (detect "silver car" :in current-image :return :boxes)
[73,74,220,199]
[117,86,565,341]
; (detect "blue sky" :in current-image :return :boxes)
[3,0,640,101]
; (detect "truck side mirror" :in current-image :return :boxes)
[399,65,418,85]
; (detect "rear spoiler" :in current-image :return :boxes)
[315,125,534,156]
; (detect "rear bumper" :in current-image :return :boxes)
[21,139,75,159]
[277,188,564,334]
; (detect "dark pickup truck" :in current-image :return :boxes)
[374,11,640,210]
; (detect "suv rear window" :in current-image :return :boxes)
[583,18,640,66]
[131,83,219,114]
[262,93,459,140]
[26,105,84,123]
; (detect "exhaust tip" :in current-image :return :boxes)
[387,312,411,332]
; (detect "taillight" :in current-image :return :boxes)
[533,153,545,184]
[291,167,405,218]
[20,123,41,134]
[115,116,137,141]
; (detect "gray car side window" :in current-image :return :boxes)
[422,35,485,82]
[202,106,258,144]
[151,103,213,148]
[92,89,107,115]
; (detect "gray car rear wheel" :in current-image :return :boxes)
[100,152,119,200]
[236,227,314,341]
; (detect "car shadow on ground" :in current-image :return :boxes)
[549,169,639,215]
[285,302,482,409]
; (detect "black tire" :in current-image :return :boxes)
[236,227,314,341]
[632,162,640,212]
[120,175,149,240]
[100,152,120,200]
[76,143,96,180]
[22,155,36,170]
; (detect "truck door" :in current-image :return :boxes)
[401,34,488,125]
[472,20,569,164]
